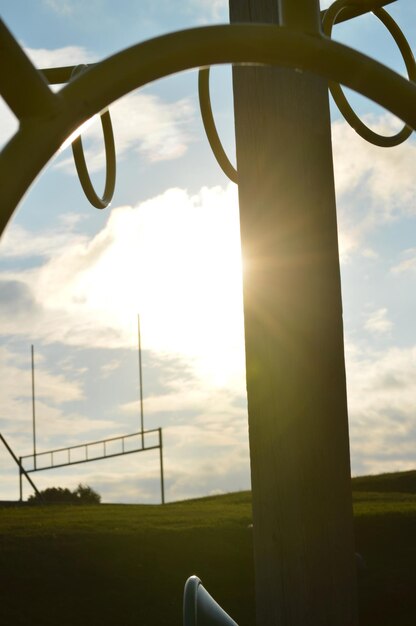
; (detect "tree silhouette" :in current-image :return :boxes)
[28,483,101,504]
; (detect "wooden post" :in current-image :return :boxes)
[229,1,358,625]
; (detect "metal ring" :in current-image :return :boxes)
[198,67,238,183]
[323,1,415,147]
[70,65,116,208]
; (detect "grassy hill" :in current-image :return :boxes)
[353,469,416,494]
[1,473,416,626]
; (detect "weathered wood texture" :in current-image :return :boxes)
[230,1,358,625]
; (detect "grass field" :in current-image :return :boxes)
[1,472,416,626]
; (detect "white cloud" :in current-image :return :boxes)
[56,92,195,173]
[330,114,416,475]
[0,345,122,461]
[346,342,416,475]
[0,218,87,259]
[164,444,250,503]
[391,247,416,274]
[364,307,393,335]
[24,44,95,70]
[122,373,247,439]
[100,359,121,378]
[0,345,84,407]
[331,117,416,261]
[0,184,244,385]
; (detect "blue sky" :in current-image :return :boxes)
[0,0,416,503]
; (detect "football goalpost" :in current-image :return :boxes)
[2,317,165,504]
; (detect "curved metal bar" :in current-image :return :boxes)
[198,67,238,184]
[0,19,58,120]
[323,1,415,147]
[71,110,116,208]
[70,65,116,209]
[1,23,416,237]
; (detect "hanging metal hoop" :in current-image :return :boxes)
[70,65,116,208]
[198,67,238,183]
[323,1,415,147]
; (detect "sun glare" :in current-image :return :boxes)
[70,184,246,389]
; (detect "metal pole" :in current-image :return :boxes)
[159,428,165,505]
[0,433,41,499]
[230,1,358,625]
[31,344,37,469]
[0,19,58,120]
[138,315,145,447]
[19,457,22,502]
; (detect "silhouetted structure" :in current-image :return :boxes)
[19,428,165,504]
[0,1,415,624]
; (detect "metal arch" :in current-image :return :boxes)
[323,0,416,147]
[1,23,416,237]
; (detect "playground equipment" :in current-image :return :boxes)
[1,0,415,624]
[183,576,238,626]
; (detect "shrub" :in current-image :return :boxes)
[28,483,101,505]
[74,483,101,504]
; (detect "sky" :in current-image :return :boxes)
[0,0,415,503]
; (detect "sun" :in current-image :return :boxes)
[69,183,246,389]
